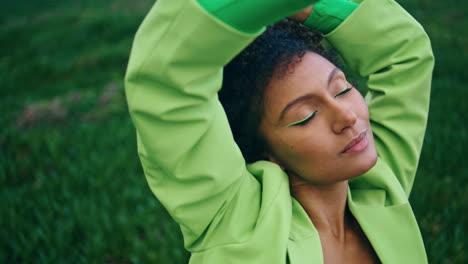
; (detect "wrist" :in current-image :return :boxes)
[303,0,358,34]
[288,5,314,23]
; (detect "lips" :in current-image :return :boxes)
[342,131,368,154]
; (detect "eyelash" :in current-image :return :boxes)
[286,86,353,127]
[335,86,353,98]
[287,111,318,127]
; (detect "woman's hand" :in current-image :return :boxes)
[288,5,314,23]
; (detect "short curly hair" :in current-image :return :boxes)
[219,19,341,163]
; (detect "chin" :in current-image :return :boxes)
[337,141,378,183]
[350,142,378,180]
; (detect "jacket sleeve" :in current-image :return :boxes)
[124,0,262,246]
[325,0,435,197]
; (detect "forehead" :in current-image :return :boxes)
[262,52,336,119]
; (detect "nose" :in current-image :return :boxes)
[330,101,357,134]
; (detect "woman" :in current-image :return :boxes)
[125,0,434,262]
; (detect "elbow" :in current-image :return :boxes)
[419,29,436,70]
[124,69,138,114]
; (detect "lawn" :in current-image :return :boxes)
[1,0,467,263]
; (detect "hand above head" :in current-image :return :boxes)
[288,5,315,23]
[296,0,360,34]
[197,0,317,33]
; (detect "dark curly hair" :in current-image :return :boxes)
[219,19,341,163]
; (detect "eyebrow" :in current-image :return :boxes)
[278,67,342,122]
[328,67,342,86]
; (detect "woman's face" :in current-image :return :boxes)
[259,52,377,185]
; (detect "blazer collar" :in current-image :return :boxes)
[348,189,428,263]
[288,189,427,263]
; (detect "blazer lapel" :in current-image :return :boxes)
[288,198,324,264]
[348,190,428,263]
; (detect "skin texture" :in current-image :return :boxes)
[259,52,379,263]
[259,52,377,185]
[126,0,433,261]
[288,5,314,22]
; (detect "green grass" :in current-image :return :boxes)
[1,0,467,263]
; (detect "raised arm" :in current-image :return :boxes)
[125,0,258,248]
[324,0,435,197]
[124,0,314,249]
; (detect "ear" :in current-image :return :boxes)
[264,151,286,171]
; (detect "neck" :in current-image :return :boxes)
[289,174,351,240]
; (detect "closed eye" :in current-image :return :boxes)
[335,86,352,98]
[286,111,318,127]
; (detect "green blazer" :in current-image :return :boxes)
[125,0,435,262]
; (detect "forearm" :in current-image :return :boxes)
[198,0,358,34]
[125,0,260,244]
[197,0,314,33]
[304,0,358,34]
[325,0,435,195]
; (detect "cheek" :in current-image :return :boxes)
[354,93,369,118]
[273,126,334,167]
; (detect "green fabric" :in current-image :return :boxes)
[197,0,315,33]
[305,0,359,34]
[197,0,357,34]
[125,0,434,262]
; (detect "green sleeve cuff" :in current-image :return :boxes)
[197,0,315,33]
[304,0,358,34]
